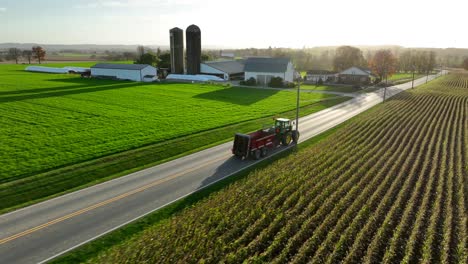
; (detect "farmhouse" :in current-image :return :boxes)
[90,63,157,82]
[338,66,374,84]
[200,60,245,80]
[306,70,338,83]
[244,57,295,85]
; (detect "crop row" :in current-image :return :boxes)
[440,73,468,89]
[91,74,467,264]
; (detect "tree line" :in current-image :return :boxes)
[1,46,46,64]
[233,46,467,73]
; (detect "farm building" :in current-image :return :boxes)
[90,64,157,82]
[244,57,295,85]
[306,70,338,83]
[200,60,245,80]
[338,66,374,84]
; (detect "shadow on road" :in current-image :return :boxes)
[197,144,297,191]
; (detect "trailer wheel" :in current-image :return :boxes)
[253,149,261,160]
[261,147,268,157]
[282,132,292,146]
[292,130,300,143]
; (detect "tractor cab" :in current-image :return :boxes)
[274,118,292,134]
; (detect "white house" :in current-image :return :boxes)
[90,64,157,82]
[200,60,245,80]
[338,66,374,84]
[244,57,294,85]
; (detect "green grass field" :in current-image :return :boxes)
[301,84,361,93]
[0,63,347,211]
[83,74,467,264]
[388,72,424,81]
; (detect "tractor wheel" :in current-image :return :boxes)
[261,147,268,157]
[292,130,300,143]
[282,132,292,146]
[253,149,261,160]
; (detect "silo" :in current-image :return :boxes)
[186,24,201,74]
[169,27,184,74]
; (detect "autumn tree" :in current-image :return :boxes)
[32,46,46,64]
[333,46,366,71]
[7,48,21,64]
[22,50,33,64]
[463,58,468,70]
[369,49,398,81]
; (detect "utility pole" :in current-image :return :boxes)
[383,68,387,102]
[411,65,415,89]
[296,76,301,132]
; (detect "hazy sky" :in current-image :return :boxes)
[1,0,467,48]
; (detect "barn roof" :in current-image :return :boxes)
[91,64,151,70]
[244,57,291,73]
[202,60,245,74]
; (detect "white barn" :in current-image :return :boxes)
[200,60,245,80]
[90,64,157,82]
[244,57,294,85]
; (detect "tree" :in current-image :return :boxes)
[137,46,145,58]
[7,48,21,64]
[368,49,398,81]
[134,52,159,67]
[22,50,33,64]
[201,52,213,62]
[333,46,366,71]
[122,52,136,61]
[426,51,436,73]
[158,52,171,69]
[463,58,468,70]
[32,46,46,64]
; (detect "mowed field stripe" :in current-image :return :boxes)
[0,153,232,245]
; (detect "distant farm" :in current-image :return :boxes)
[0,63,347,211]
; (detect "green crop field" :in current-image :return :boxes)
[88,73,467,263]
[0,63,346,211]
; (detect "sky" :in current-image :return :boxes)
[0,0,467,49]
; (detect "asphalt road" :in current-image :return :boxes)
[0,73,441,264]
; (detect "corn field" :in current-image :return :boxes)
[94,74,467,264]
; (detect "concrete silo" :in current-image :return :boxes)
[186,24,201,74]
[169,27,184,74]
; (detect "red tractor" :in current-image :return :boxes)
[232,118,300,160]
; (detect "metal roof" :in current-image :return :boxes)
[91,63,151,70]
[244,57,291,73]
[202,60,245,74]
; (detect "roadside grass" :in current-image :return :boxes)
[389,73,424,81]
[301,84,360,93]
[50,118,347,264]
[0,64,348,212]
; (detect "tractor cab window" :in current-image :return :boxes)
[275,120,290,129]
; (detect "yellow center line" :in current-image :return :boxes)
[0,153,232,245]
